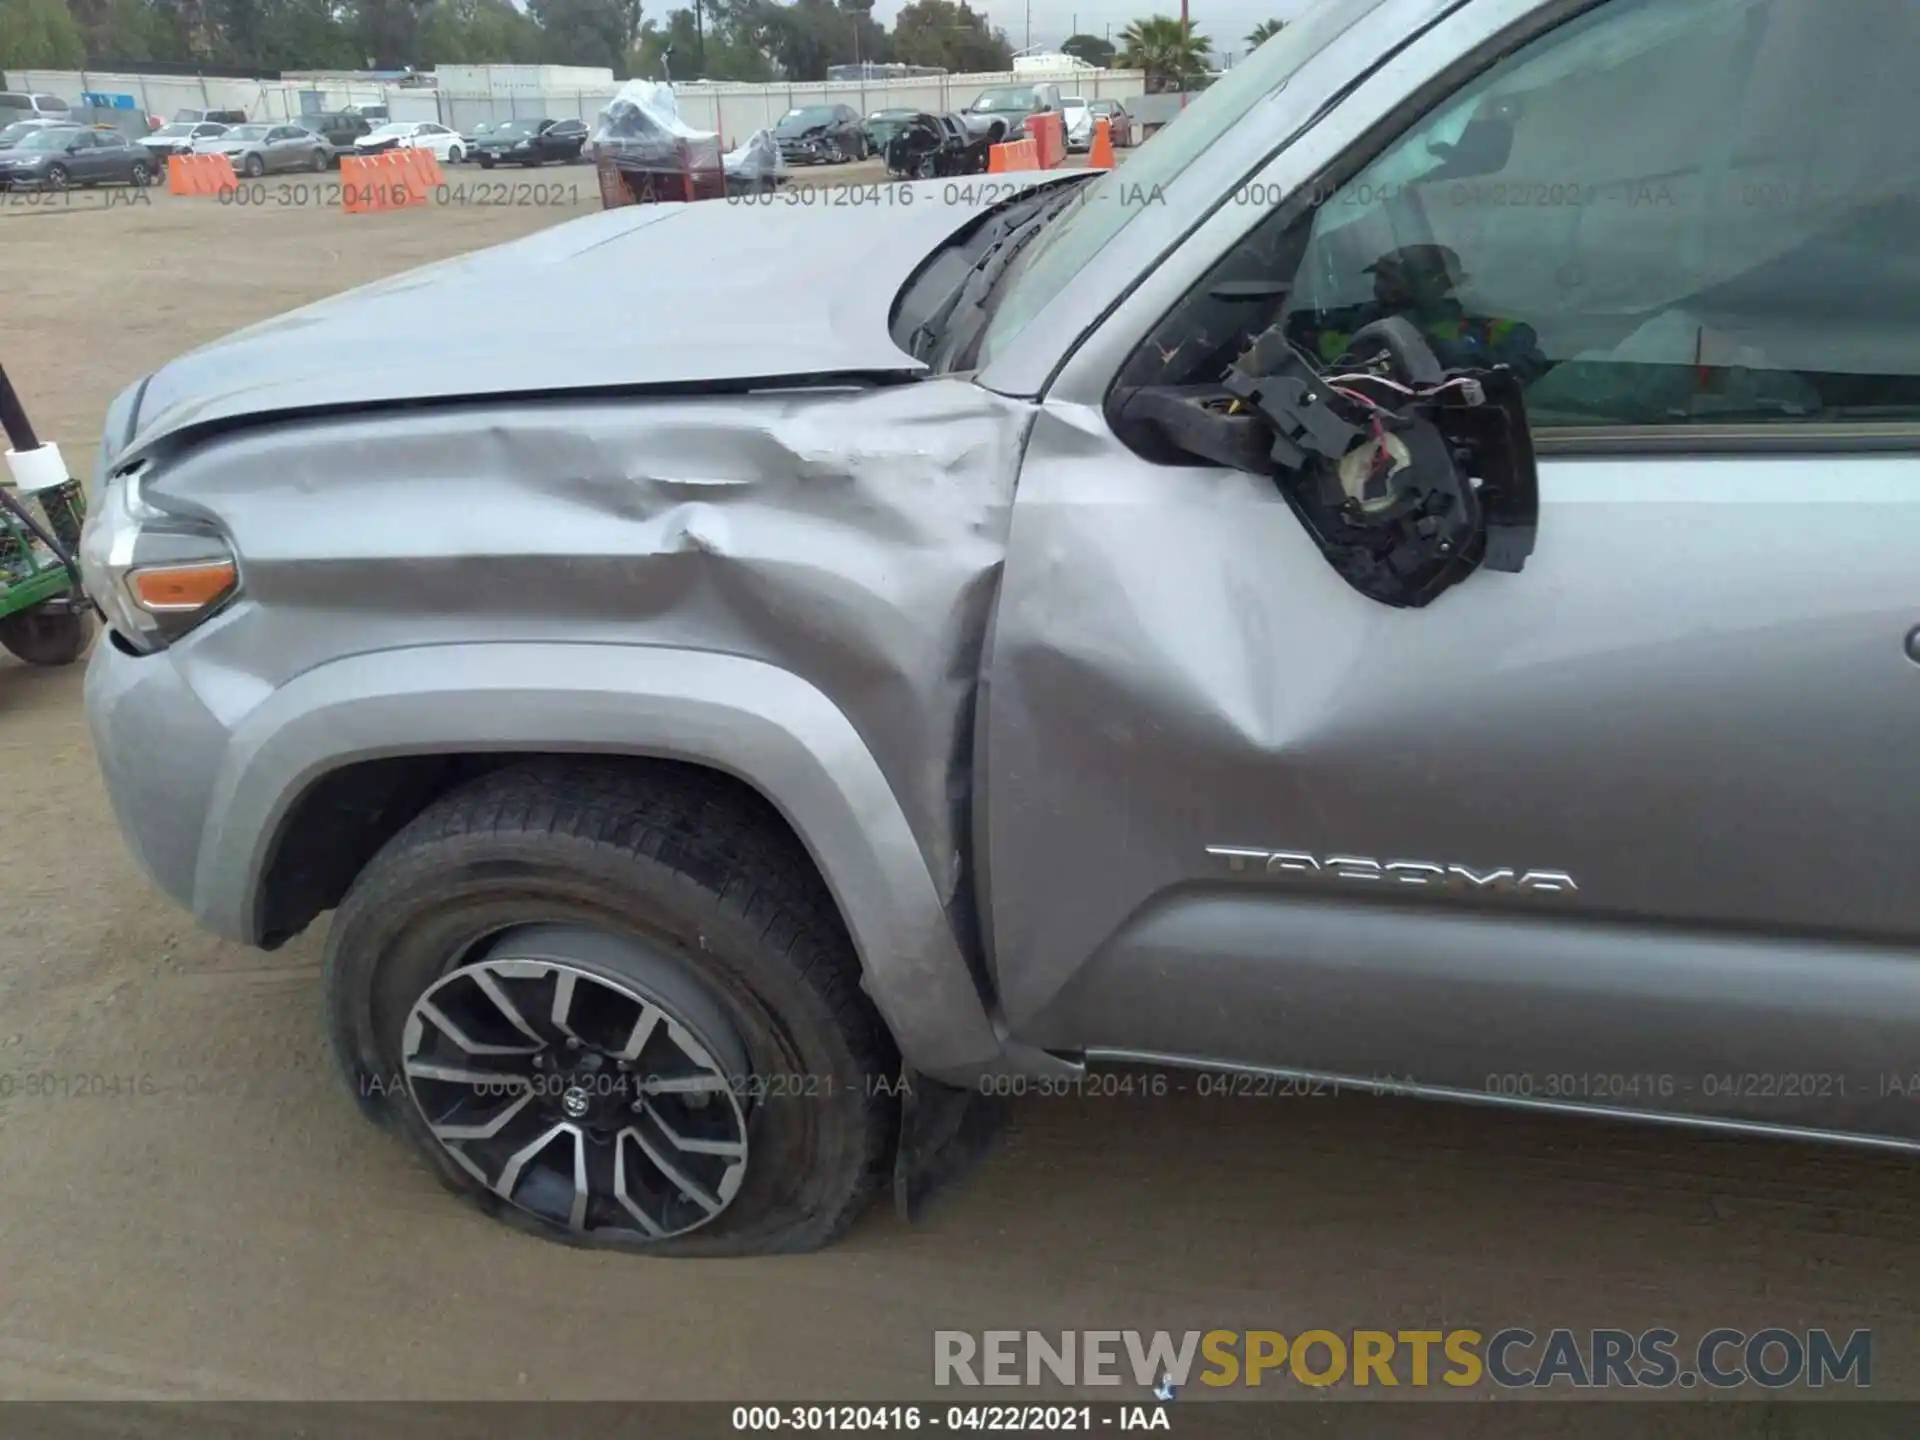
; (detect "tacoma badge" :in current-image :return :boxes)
[1206,847,1576,895]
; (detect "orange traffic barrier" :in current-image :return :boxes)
[1024,111,1066,169]
[402,146,444,192]
[1088,116,1115,169]
[340,150,440,214]
[987,137,1039,173]
[166,152,238,196]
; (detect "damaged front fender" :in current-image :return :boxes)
[198,642,1008,1075]
[130,379,1040,1078]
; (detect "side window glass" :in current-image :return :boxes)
[1121,0,1920,432]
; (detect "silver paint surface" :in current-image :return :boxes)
[122,182,1041,456]
[85,0,1920,1150]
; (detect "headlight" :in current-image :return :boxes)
[79,461,238,654]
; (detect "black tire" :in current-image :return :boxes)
[0,605,93,666]
[43,163,69,190]
[242,153,264,178]
[479,154,495,170]
[129,161,151,187]
[324,759,900,1257]
[310,150,327,172]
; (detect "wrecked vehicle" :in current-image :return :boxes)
[958,81,1061,144]
[882,111,991,180]
[773,103,868,165]
[82,0,1920,1256]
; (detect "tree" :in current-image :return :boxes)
[0,0,88,67]
[1059,31,1113,67]
[891,0,1009,72]
[418,0,546,62]
[347,0,438,65]
[739,0,888,81]
[1244,18,1283,49]
[633,1,772,81]
[527,0,641,71]
[1117,14,1208,91]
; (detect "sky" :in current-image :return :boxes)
[868,0,1325,65]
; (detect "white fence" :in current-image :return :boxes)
[3,67,1146,147]
[1,69,388,124]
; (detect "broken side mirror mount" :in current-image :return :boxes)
[1113,314,1538,609]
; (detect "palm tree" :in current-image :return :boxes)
[1245,19,1285,49]
[1118,14,1211,92]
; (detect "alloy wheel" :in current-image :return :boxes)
[401,929,750,1241]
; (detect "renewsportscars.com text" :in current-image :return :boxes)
[933,1327,1871,1390]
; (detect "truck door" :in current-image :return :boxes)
[978,0,1920,1141]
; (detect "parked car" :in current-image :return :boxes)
[862,107,921,156]
[353,121,465,164]
[0,92,72,120]
[0,118,82,147]
[138,121,231,166]
[881,112,992,180]
[471,117,589,168]
[957,82,1061,143]
[1085,97,1135,148]
[459,121,495,157]
[79,0,1920,1262]
[194,122,329,177]
[309,112,373,161]
[0,127,152,189]
[773,104,867,165]
[172,108,248,126]
[1059,95,1094,152]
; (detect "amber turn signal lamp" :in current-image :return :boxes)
[130,560,237,612]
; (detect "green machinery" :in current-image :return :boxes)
[0,363,93,667]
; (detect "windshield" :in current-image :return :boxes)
[0,121,45,144]
[153,123,194,137]
[494,120,539,137]
[780,107,837,128]
[370,122,410,136]
[1062,97,1088,109]
[974,0,1387,367]
[224,125,270,141]
[14,130,73,151]
[970,88,1037,113]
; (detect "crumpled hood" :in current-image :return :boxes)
[124,178,1043,458]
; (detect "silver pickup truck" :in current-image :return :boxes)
[81,0,1920,1258]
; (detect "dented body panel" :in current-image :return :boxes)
[88,382,1031,1077]
[83,0,1920,1158]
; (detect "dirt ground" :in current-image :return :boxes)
[2,165,1919,1410]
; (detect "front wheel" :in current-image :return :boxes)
[310,150,327,172]
[242,153,265,178]
[479,154,496,170]
[447,145,463,164]
[0,604,94,666]
[43,163,70,190]
[129,161,151,187]
[325,761,900,1256]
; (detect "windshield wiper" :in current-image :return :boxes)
[910,183,1084,368]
